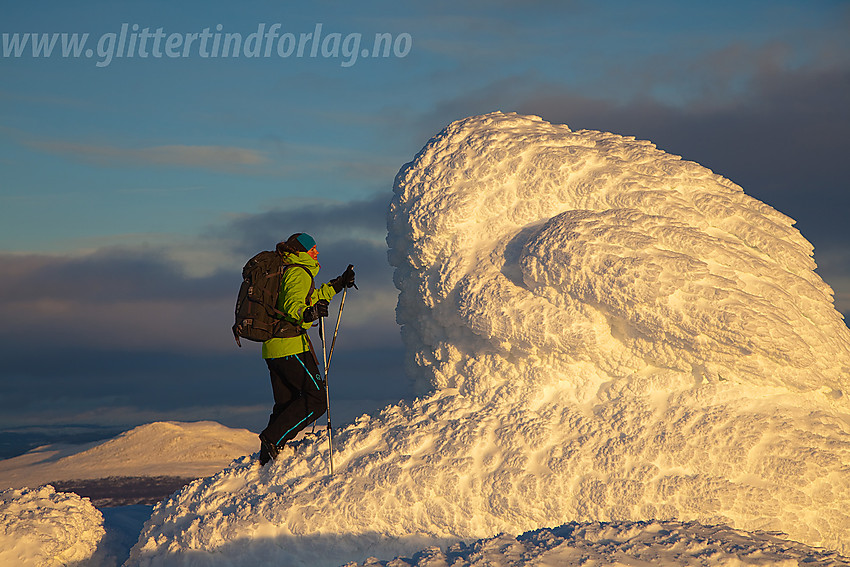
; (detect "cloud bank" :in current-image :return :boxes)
[0,194,406,430]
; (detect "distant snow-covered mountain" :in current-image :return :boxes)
[0,421,258,566]
[0,420,257,490]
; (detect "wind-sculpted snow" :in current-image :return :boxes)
[127,113,850,566]
[389,113,848,394]
[345,521,850,566]
[0,485,109,566]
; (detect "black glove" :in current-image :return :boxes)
[302,299,329,323]
[330,264,357,292]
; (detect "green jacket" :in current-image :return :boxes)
[261,251,337,359]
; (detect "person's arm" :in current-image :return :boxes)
[324,264,356,299]
[315,281,337,304]
[315,264,356,303]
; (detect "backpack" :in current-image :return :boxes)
[232,250,315,347]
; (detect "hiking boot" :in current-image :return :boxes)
[258,435,281,466]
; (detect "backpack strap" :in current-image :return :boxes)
[282,264,322,367]
[270,264,317,338]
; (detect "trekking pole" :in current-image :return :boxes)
[326,285,348,373]
[319,316,334,476]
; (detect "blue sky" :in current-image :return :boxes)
[1,1,848,435]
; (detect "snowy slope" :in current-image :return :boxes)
[344,522,850,566]
[0,421,258,489]
[126,113,850,566]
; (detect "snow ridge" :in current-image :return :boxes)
[127,113,850,566]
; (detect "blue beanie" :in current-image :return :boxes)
[294,233,316,252]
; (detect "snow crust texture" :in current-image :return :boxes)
[345,521,850,567]
[127,113,850,566]
[0,485,108,566]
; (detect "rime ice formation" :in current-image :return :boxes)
[127,113,850,566]
[0,485,108,566]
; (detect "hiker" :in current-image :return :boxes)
[258,233,356,465]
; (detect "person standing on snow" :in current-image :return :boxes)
[258,233,356,465]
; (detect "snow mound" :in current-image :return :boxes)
[127,113,850,566]
[0,485,108,567]
[388,113,849,394]
[0,421,258,490]
[345,521,850,567]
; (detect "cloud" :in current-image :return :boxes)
[0,250,235,356]
[0,193,408,431]
[223,192,392,278]
[221,192,399,331]
[813,247,850,319]
[0,248,229,303]
[25,139,268,171]
[6,122,402,183]
[413,39,849,242]
[0,193,400,353]
[226,192,388,246]
[0,339,407,432]
[517,65,850,248]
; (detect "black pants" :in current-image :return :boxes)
[261,351,327,447]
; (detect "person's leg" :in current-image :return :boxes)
[265,359,299,430]
[259,358,301,464]
[294,351,328,437]
[261,351,327,450]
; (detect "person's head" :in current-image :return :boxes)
[277,233,318,260]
